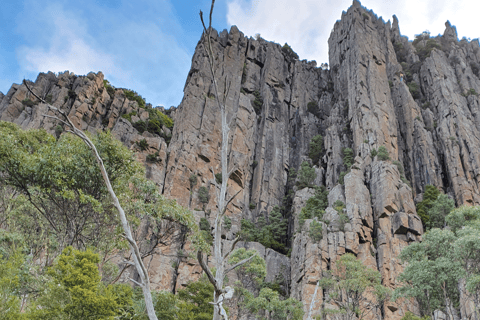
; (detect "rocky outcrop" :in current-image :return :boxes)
[1,0,480,319]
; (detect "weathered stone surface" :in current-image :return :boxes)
[2,0,480,318]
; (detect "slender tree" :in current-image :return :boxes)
[196,2,258,319]
[23,81,159,320]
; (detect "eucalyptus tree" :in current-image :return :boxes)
[21,81,199,320]
[196,2,259,319]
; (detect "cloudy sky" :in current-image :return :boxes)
[1,0,478,108]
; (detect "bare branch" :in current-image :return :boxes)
[223,235,241,260]
[225,254,256,275]
[223,189,242,215]
[129,278,143,287]
[197,250,223,294]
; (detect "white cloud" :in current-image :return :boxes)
[17,4,117,79]
[227,0,480,65]
[15,0,192,108]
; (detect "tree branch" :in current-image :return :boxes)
[197,250,223,294]
[223,235,241,260]
[225,254,256,275]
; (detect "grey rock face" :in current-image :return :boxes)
[1,0,480,318]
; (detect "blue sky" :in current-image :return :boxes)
[1,0,478,108]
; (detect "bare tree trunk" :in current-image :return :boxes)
[197,2,256,320]
[306,281,320,320]
[23,81,158,320]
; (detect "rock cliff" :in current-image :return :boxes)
[1,0,479,319]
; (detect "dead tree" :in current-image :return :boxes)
[196,2,256,320]
[23,80,159,320]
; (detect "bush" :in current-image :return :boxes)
[45,94,53,104]
[124,89,146,108]
[342,147,353,168]
[223,216,232,231]
[21,98,36,107]
[55,125,63,136]
[307,101,318,115]
[299,186,328,226]
[146,152,159,163]
[416,185,440,228]
[103,80,115,97]
[215,173,222,184]
[377,146,390,161]
[338,171,347,185]
[309,220,323,242]
[121,111,137,122]
[407,82,421,99]
[252,90,263,115]
[370,148,377,158]
[281,43,299,60]
[308,135,323,163]
[189,174,197,187]
[297,161,316,189]
[249,202,256,210]
[339,213,349,231]
[132,120,146,134]
[135,138,149,151]
[198,186,209,204]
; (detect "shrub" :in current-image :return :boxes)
[299,186,328,226]
[132,120,146,133]
[189,174,197,188]
[339,213,349,231]
[198,186,209,204]
[333,200,345,214]
[249,202,256,210]
[103,80,115,97]
[297,161,316,189]
[407,82,421,99]
[416,185,440,228]
[342,147,353,168]
[307,101,318,115]
[45,94,53,104]
[223,216,232,231]
[252,90,263,115]
[199,218,210,232]
[121,111,137,122]
[309,220,323,242]
[281,43,299,60]
[55,125,63,136]
[377,146,390,161]
[338,171,347,185]
[308,134,323,163]
[21,98,36,107]
[136,139,149,151]
[215,173,222,184]
[370,148,377,158]
[146,152,160,163]
[124,89,146,108]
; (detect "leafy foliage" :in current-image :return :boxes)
[29,247,131,319]
[252,90,263,115]
[308,134,323,163]
[427,194,454,229]
[416,185,440,228]
[319,253,391,320]
[299,186,328,226]
[281,43,299,60]
[309,220,323,242]
[240,206,287,252]
[377,145,390,161]
[297,161,316,189]
[198,186,209,204]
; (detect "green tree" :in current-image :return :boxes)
[427,194,454,229]
[0,246,29,319]
[376,146,390,161]
[416,185,440,228]
[297,161,316,189]
[308,135,323,164]
[299,186,328,226]
[394,228,463,317]
[29,247,131,319]
[319,253,391,320]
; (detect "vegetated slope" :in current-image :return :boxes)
[1,0,479,318]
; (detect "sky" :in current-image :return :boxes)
[1,0,479,108]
